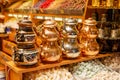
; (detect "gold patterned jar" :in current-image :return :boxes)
[106,0,113,7]
[119,0,120,7]
[13,17,39,66]
[13,48,39,66]
[92,0,100,7]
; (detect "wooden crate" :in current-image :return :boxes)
[2,40,17,56]
[0,51,12,65]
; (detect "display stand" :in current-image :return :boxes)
[0,0,118,80]
[6,54,112,80]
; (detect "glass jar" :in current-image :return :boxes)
[40,41,61,62]
[119,0,120,7]
[92,0,100,7]
[98,22,111,38]
[107,0,113,7]
[98,22,105,38]
[101,0,106,6]
[80,18,98,38]
[101,14,107,22]
[111,22,119,38]
[81,38,99,56]
[61,38,80,58]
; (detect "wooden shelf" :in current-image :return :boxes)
[0,64,5,71]
[0,34,8,38]
[0,51,12,65]
[6,53,112,74]
[98,37,120,40]
[32,13,84,19]
[87,5,120,9]
[6,12,84,19]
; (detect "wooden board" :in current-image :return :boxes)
[6,66,22,80]
[0,51,12,65]
[6,12,84,19]
[6,53,112,74]
[87,6,120,9]
[2,40,17,56]
[0,34,8,37]
[0,64,5,71]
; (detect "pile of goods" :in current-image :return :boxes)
[6,0,86,14]
[4,18,19,29]
[69,59,120,80]
[58,0,85,10]
[69,60,108,80]
[18,0,32,9]
[34,0,85,10]
[24,67,74,80]
[90,70,120,80]
[7,0,33,12]
[7,0,86,10]
[0,23,5,34]
[23,58,120,80]
[100,53,120,73]
[8,1,24,10]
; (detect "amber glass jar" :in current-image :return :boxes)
[80,18,99,56]
[40,20,59,41]
[40,20,61,62]
[106,0,113,7]
[92,0,100,7]
[41,41,61,62]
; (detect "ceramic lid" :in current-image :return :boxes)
[43,19,55,25]
[65,18,77,25]
[18,17,32,27]
[84,18,97,25]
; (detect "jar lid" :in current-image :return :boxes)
[43,19,56,28]
[18,17,32,27]
[17,44,35,49]
[43,19,55,25]
[65,18,77,25]
[84,18,97,25]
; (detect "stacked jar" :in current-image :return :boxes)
[92,0,120,7]
[40,20,62,62]
[61,18,80,58]
[80,18,99,56]
[13,18,39,66]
